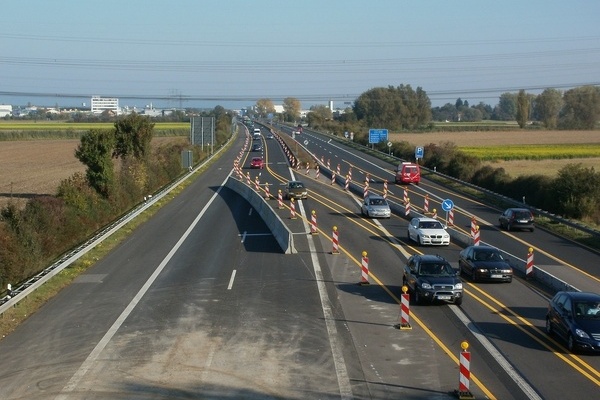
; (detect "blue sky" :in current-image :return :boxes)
[1,0,599,110]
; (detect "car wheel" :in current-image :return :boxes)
[417,235,423,245]
[414,291,422,305]
[471,270,478,282]
[506,223,511,231]
[567,334,575,352]
[454,297,463,306]
[545,318,553,335]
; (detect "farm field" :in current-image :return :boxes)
[1,130,598,209]
[0,137,183,209]
[390,130,600,177]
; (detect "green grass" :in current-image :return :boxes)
[461,144,600,160]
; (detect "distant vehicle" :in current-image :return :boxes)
[546,291,600,353]
[251,143,262,152]
[395,162,420,185]
[284,181,308,200]
[361,194,391,218]
[403,254,463,305]
[499,208,534,231]
[407,217,450,246]
[458,245,513,282]
[250,157,264,169]
[266,133,274,139]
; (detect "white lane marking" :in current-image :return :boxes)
[449,305,543,400]
[55,173,232,399]
[241,231,247,243]
[293,168,353,399]
[200,345,216,382]
[227,270,237,290]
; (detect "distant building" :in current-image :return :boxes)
[91,96,119,115]
[0,104,12,117]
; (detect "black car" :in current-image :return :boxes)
[251,143,262,152]
[546,291,600,353]
[402,254,463,305]
[458,245,513,282]
[499,208,534,231]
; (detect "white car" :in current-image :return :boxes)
[407,217,450,246]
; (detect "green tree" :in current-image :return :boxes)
[534,88,562,129]
[255,98,275,117]
[516,89,530,128]
[559,85,600,129]
[75,129,116,197]
[472,102,493,120]
[552,163,600,219]
[353,85,431,130]
[493,92,517,121]
[113,113,155,160]
[306,104,333,128]
[282,97,301,122]
[461,108,483,122]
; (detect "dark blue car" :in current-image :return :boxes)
[546,291,600,353]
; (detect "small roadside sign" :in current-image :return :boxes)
[415,146,424,159]
[441,199,454,212]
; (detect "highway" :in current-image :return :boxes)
[0,123,598,399]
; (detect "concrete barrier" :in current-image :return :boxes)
[225,176,296,254]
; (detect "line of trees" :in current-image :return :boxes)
[432,85,600,129]
[251,85,599,131]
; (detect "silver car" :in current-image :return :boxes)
[361,195,391,218]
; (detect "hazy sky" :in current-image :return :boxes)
[1,0,599,110]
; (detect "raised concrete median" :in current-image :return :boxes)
[225,176,296,254]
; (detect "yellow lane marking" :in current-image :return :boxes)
[467,283,600,384]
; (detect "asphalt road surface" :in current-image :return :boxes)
[0,124,598,399]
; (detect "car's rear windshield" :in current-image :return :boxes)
[514,211,532,219]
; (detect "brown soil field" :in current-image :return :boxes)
[0,137,180,209]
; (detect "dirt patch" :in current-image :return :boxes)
[0,137,184,209]
[485,157,600,177]
[0,140,83,209]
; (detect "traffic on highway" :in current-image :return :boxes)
[0,121,598,399]
[232,121,600,399]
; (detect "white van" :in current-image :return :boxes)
[253,128,261,140]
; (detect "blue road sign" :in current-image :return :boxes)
[441,199,454,212]
[415,146,424,159]
[369,129,388,144]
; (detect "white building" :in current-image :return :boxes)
[0,104,12,117]
[91,96,119,115]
